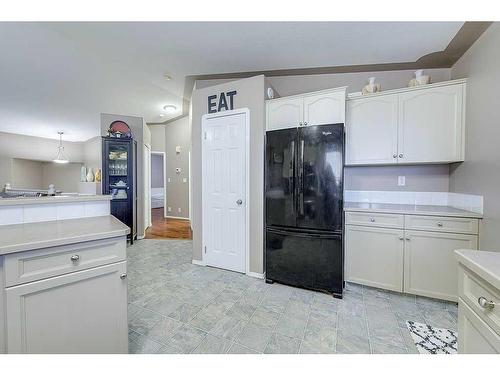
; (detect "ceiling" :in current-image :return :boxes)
[0,22,465,142]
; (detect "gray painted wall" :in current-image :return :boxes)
[450,23,500,251]
[165,116,191,218]
[151,153,164,189]
[191,75,266,274]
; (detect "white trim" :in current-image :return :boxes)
[201,108,251,275]
[151,151,167,218]
[136,234,145,240]
[247,271,265,279]
[192,259,206,266]
[165,215,190,220]
[266,85,348,103]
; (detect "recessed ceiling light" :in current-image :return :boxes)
[159,114,165,117]
[163,105,177,113]
[163,73,172,81]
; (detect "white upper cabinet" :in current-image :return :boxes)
[266,87,346,131]
[398,83,464,163]
[346,94,398,165]
[303,91,345,126]
[346,79,466,165]
[266,97,303,131]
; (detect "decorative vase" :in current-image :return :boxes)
[362,77,381,94]
[80,166,87,182]
[86,168,95,182]
[409,69,430,87]
[95,168,102,183]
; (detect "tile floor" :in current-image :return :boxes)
[127,239,458,354]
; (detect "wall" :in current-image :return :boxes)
[41,162,83,192]
[191,75,266,274]
[101,113,148,237]
[450,23,500,251]
[83,136,102,174]
[151,153,164,189]
[149,124,166,153]
[165,116,190,218]
[11,159,43,189]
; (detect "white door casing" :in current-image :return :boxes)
[202,108,249,274]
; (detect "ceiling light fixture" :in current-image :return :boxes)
[163,104,177,113]
[53,132,69,164]
[163,74,172,81]
[159,114,165,117]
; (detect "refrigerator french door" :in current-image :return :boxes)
[265,123,344,297]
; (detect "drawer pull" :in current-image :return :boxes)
[120,273,127,280]
[370,218,375,222]
[70,255,80,262]
[478,297,496,310]
[436,222,443,227]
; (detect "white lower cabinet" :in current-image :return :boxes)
[403,231,477,301]
[345,211,480,302]
[5,260,128,354]
[345,226,404,292]
[458,302,500,353]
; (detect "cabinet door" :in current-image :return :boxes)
[303,91,345,126]
[404,231,477,301]
[398,84,464,163]
[458,300,500,354]
[346,94,399,165]
[345,225,404,292]
[6,262,128,354]
[266,97,303,131]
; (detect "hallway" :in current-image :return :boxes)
[145,208,192,239]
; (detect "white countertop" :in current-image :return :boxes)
[344,202,483,218]
[455,249,500,291]
[0,215,130,255]
[0,194,112,206]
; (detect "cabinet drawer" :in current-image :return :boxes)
[4,236,126,287]
[405,215,478,234]
[459,266,500,336]
[345,211,404,229]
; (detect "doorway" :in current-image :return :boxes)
[202,108,249,274]
[146,151,192,239]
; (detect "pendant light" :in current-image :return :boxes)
[53,132,69,164]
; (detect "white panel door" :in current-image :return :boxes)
[266,97,303,131]
[202,111,247,273]
[303,91,345,126]
[398,84,464,163]
[6,261,128,354]
[346,94,399,165]
[403,230,477,301]
[345,225,404,292]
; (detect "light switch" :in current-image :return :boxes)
[178,208,182,213]
[175,146,181,154]
[183,178,187,183]
[398,176,406,186]
[168,177,171,183]
[167,207,172,212]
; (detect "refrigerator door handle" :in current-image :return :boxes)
[298,139,305,216]
[290,140,296,216]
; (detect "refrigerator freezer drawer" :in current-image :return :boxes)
[265,227,343,296]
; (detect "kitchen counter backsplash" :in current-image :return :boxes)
[344,190,483,214]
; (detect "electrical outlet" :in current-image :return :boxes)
[178,208,182,213]
[167,177,171,183]
[167,207,172,212]
[183,178,187,183]
[398,176,406,186]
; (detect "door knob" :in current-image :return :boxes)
[70,255,80,262]
[236,199,243,205]
[120,273,127,280]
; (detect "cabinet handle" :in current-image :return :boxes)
[398,154,404,158]
[120,273,127,280]
[399,236,404,240]
[369,218,375,222]
[304,121,308,126]
[299,122,303,126]
[393,154,397,158]
[70,255,80,262]
[436,222,443,227]
[478,297,496,309]
[405,237,410,241]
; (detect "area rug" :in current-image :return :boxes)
[406,321,458,354]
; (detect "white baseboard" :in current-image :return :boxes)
[247,271,265,279]
[192,259,206,266]
[136,235,145,240]
[165,215,190,220]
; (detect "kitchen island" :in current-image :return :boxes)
[0,196,130,354]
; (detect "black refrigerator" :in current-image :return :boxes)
[265,123,344,297]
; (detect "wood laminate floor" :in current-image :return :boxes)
[145,208,192,239]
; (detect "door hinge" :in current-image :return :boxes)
[204,246,207,254]
[203,131,207,140]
